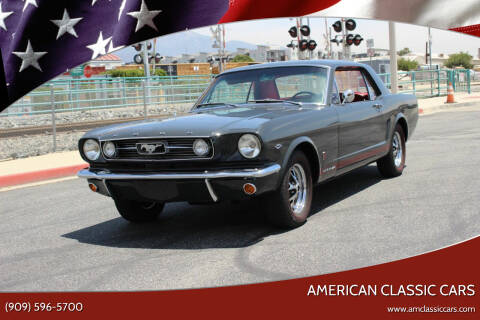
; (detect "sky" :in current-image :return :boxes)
[193,17,480,58]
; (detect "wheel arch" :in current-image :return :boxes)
[395,113,409,141]
[281,137,321,185]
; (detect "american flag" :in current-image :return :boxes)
[0,0,478,113]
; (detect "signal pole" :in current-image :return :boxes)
[389,21,398,94]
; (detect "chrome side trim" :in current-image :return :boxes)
[334,141,387,162]
[204,179,218,202]
[77,164,281,180]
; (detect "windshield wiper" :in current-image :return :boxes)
[247,99,302,106]
[195,102,239,109]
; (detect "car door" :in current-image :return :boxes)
[334,67,387,169]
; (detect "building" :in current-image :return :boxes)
[89,53,123,70]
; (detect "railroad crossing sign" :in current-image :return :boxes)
[84,65,93,78]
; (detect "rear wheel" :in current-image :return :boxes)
[265,151,313,229]
[377,124,406,178]
[114,199,164,223]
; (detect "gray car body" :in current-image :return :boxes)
[80,60,418,187]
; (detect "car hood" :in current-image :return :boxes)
[87,104,310,140]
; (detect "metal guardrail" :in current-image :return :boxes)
[2,75,214,117]
[2,70,473,118]
[378,69,472,97]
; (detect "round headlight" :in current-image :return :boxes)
[83,139,100,161]
[238,134,261,159]
[193,139,210,156]
[102,141,116,158]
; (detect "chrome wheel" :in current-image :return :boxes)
[288,163,307,215]
[392,132,403,167]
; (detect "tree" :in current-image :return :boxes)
[232,54,254,62]
[444,52,473,69]
[397,58,419,71]
[397,47,411,56]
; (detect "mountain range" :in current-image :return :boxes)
[114,31,257,63]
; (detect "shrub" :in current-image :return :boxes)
[398,58,419,71]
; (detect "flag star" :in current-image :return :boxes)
[22,0,38,12]
[127,0,161,32]
[87,31,111,59]
[118,0,126,21]
[0,3,13,31]
[51,9,83,39]
[107,40,124,53]
[91,0,111,6]
[12,40,47,72]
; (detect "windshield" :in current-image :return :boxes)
[197,66,328,107]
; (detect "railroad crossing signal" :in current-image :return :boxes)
[287,24,317,54]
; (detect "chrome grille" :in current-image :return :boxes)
[103,138,214,161]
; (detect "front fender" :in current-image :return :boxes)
[278,136,321,187]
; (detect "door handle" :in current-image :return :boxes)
[372,103,383,110]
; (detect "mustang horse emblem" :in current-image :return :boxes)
[136,142,167,155]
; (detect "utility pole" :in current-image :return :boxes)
[428,27,432,69]
[142,40,151,103]
[296,17,302,60]
[341,18,346,60]
[324,18,330,59]
[389,21,398,93]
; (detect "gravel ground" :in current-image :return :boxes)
[0,131,86,160]
[0,103,193,160]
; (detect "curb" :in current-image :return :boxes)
[0,163,88,188]
[419,101,479,115]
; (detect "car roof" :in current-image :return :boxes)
[220,59,366,75]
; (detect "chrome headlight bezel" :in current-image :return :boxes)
[238,134,261,159]
[193,139,210,157]
[83,139,101,161]
[102,141,116,158]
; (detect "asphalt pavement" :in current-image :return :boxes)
[1,106,480,291]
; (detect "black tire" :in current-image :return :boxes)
[377,124,406,178]
[265,151,313,229]
[114,199,164,223]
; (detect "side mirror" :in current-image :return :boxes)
[342,89,355,104]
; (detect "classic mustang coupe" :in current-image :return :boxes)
[78,60,418,228]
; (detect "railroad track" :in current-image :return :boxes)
[0,114,176,138]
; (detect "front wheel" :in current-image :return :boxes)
[377,124,406,178]
[114,199,164,223]
[264,151,313,229]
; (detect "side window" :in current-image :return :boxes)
[335,69,369,103]
[335,68,382,102]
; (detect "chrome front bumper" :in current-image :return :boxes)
[77,164,281,180]
[77,164,281,202]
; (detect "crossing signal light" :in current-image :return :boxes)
[288,26,297,38]
[300,25,310,37]
[307,40,317,51]
[332,21,342,33]
[345,19,356,31]
[353,34,363,46]
[299,39,308,51]
[133,43,142,51]
[346,34,355,46]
